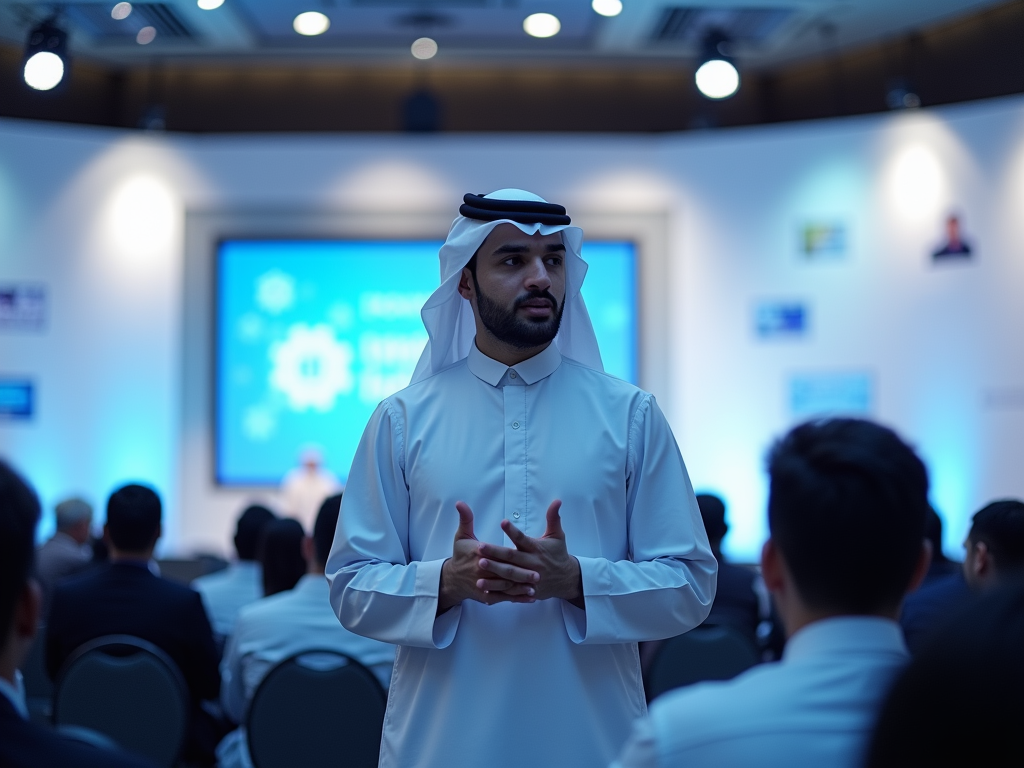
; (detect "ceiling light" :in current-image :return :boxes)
[22,19,68,92]
[136,26,157,45]
[293,11,330,36]
[524,12,560,38]
[197,0,225,8]
[695,30,739,100]
[111,2,132,20]
[591,0,622,17]
[411,37,438,60]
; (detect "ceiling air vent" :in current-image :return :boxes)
[651,7,795,45]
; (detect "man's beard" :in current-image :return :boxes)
[473,273,565,349]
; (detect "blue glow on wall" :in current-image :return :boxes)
[216,239,636,485]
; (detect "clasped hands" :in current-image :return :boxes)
[437,500,584,615]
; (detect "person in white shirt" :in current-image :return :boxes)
[327,190,717,768]
[192,505,276,641]
[217,494,394,768]
[36,497,94,617]
[613,418,933,768]
[279,448,341,532]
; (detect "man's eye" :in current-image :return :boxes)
[546,257,563,266]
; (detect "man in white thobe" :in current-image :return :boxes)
[327,190,717,768]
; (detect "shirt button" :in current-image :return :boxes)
[509,371,517,379]
[512,421,520,429]
[513,511,521,519]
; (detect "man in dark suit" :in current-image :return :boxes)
[696,493,761,646]
[1,459,152,768]
[46,483,223,765]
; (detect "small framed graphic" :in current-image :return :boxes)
[756,301,808,340]
[799,222,847,261]
[0,284,47,331]
[0,379,34,420]
[789,371,872,420]
[932,213,973,262]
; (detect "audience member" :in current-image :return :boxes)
[216,494,395,768]
[0,460,153,768]
[192,505,277,639]
[46,483,223,766]
[900,498,1024,653]
[614,418,931,768]
[258,518,307,597]
[36,497,94,616]
[696,493,761,645]
[922,506,959,583]
[866,580,1024,767]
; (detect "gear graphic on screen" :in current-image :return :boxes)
[269,323,355,411]
[256,269,296,315]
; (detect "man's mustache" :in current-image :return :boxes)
[513,290,559,310]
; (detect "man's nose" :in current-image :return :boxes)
[524,258,552,291]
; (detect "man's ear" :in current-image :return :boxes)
[973,541,992,579]
[301,535,315,565]
[16,579,42,642]
[760,538,785,593]
[457,267,475,301]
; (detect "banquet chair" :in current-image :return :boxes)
[645,624,760,702]
[53,634,189,768]
[247,650,387,768]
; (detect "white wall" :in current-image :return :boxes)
[2,94,1022,560]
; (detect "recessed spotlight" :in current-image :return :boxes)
[23,19,68,91]
[591,0,622,17]
[524,12,560,38]
[695,31,739,99]
[111,2,132,20]
[411,37,438,60]
[293,11,330,36]
[24,52,64,91]
[198,0,225,9]
[136,26,156,45]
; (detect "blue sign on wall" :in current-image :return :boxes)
[756,301,808,339]
[790,371,873,419]
[0,379,34,420]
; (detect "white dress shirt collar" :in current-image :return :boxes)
[783,615,908,663]
[467,340,563,387]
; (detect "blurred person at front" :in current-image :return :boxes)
[900,499,1024,654]
[46,483,224,766]
[216,495,395,768]
[36,497,94,616]
[0,460,153,768]
[327,190,716,768]
[192,504,277,641]
[257,518,307,597]
[867,580,1024,767]
[614,418,932,768]
[279,447,341,532]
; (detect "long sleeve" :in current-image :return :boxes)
[326,400,456,649]
[562,395,718,644]
[219,627,246,724]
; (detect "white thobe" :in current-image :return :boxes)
[279,468,342,531]
[326,342,717,768]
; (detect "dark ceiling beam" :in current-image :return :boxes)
[0,0,1021,133]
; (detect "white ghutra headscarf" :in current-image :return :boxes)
[410,189,604,385]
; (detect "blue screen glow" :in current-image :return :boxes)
[216,239,636,485]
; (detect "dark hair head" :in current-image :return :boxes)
[967,499,1024,573]
[0,460,41,652]
[696,494,727,543]
[106,484,161,552]
[925,505,948,564]
[259,518,306,597]
[767,418,929,614]
[866,580,1024,767]
[313,494,342,567]
[234,505,277,561]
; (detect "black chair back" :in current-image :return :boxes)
[247,650,387,768]
[53,634,189,768]
[646,624,760,701]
